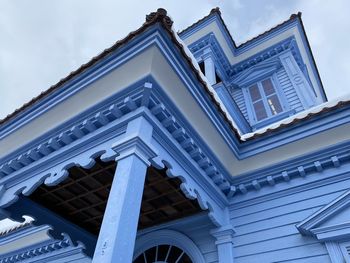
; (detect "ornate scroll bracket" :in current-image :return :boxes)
[150,137,230,227]
[0,125,125,208]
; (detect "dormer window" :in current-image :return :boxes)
[248,78,283,122]
[240,75,294,129]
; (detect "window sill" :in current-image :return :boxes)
[252,109,296,131]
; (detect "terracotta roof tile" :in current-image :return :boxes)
[0,8,345,142]
[0,9,172,126]
[0,8,241,139]
[179,7,299,49]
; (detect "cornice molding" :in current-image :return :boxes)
[0,81,232,229]
[0,233,87,263]
[0,80,235,204]
[1,78,350,206]
[189,33,232,77]
[230,57,282,86]
[230,37,303,76]
[228,140,350,198]
[296,189,350,238]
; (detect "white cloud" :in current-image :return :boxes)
[0,0,349,119]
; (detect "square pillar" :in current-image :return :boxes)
[92,117,157,263]
[211,225,236,263]
[202,48,216,86]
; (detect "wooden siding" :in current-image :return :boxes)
[229,177,350,262]
[276,67,304,113]
[231,88,249,122]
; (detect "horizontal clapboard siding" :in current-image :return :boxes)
[230,88,249,122]
[229,178,350,262]
[276,67,304,113]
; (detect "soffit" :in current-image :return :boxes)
[30,159,202,235]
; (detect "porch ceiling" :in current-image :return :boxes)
[30,158,201,235]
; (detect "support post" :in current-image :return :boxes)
[92,117,157,263]
[203,48,216,86]
[211,225,236,263]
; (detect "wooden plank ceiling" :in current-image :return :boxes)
[30,158,201,235]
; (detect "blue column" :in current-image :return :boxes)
[92,117,156,263]
[203,48,216,86]
[211,225,236,263]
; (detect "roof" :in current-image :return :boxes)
[0,216,33,237]
[0,8,347,142]
[0,8,240,139]
[242,94,350,140]
[179,8,327,101]
[179,7,299,49]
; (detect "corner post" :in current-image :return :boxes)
[203,48,216,86]
[211,225,236,263]
[92,116,157,263]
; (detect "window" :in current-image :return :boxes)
[133,244,193,263]
[248,78,283,122]
[133,230,205,263]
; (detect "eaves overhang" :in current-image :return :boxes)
[0,8,240,143]
[0,7,349,162]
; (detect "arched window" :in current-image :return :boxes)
[133,230,205,263]
[133,244,192,263]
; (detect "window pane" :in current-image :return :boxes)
[249,84,261,101]
[267,95,283,115]
[253,101,268,121]
[262,79,275,96]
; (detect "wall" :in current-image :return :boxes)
[230,88,249,122]
[229,167,350,262]
[276,67,304,113]
[136,213,219,263]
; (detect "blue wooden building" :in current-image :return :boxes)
[0,7,350,263]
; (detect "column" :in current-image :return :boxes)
[92,117,157,263]
[211,225,236,263]
[202,48,216,86]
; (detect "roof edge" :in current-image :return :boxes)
[0,8,242,140]
[0,8,173,126]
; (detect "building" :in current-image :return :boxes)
[0,7,350,263]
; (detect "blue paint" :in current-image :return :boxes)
[134,230,206,263]
[7,197,97,257]
[0,224,90,263]
[0,8,349,263]
[179,10,327,102]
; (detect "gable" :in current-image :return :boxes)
[232,59,282,86]
[297,189,350,241]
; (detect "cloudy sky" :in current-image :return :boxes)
[0,0,349,120]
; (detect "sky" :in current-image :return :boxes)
[0,0,349,120]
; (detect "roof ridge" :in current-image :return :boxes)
[178,7,221,35]
[0,8,344,141]
[237,12,301,47]
[179,8,302,50]
[0,8,242,139]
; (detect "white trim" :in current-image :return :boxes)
[133,229,205,263]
